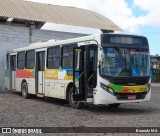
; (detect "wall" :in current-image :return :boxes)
[0,24,85,91]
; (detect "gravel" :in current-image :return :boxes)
[0,86,160,136]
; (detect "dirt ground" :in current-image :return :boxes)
[0,86,160,136]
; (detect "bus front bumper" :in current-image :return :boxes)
[93,89,151,105]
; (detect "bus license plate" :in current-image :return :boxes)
[128,95,136,100]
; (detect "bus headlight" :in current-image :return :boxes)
[146,84,151,93]
[108,88,114,95]
[100,83,114,95]
[147,86,150,92]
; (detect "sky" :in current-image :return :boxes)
[26,0,160,55]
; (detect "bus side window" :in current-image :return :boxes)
[47,46,60,69]
[62,44,77,68]
[26,50,35,69]
[17,52,25,69]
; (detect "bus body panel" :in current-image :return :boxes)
[26,78,36,94]
[45,81,67,99]
[44,68,72,99]
[16,78,23,92]
[16,69,36,94]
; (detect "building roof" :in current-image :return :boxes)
[0,0,121,32]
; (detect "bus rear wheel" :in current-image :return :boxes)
[21,82,29,99]
[68,87,83,109]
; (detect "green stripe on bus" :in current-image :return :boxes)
[5,69,11,77]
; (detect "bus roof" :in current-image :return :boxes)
[8,33,148,53]
[10,34,98,53]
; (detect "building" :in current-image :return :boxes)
[150,55,160,82]
[0,0,120,90]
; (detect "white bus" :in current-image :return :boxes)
[5,34,151,108]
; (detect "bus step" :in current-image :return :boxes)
[37,93,44,98]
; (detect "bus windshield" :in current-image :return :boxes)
[100,47,150,77]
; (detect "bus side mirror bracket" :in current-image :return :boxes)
[98,47,105,64]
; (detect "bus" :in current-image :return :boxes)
[5,34,151,108]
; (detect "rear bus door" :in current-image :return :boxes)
[35,51,45,94]
[5,54,11,90]
[10,55,16,90]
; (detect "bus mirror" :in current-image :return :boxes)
[98,49,105,63]
[67,70,73,76]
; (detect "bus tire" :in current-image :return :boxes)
[108,103,120,108]
[21,82,29,99]
[68,87,83,109]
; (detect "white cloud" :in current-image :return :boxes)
[133,0,160,26]
[133,0,160,11]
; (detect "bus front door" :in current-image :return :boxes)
[36,51,45,94]
[10,55,16,90]
[73,45,97,102]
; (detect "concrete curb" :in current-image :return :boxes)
[151,83,160,87]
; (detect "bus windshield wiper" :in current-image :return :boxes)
[115,46,128,69]
[115,46,126,62]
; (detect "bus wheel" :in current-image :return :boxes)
[108,103,120,108]
[21,82,29,99]
[68,87,83,109]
